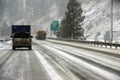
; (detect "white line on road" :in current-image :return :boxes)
[34,49,64,80]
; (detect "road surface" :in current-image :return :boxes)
[0,40,120,80]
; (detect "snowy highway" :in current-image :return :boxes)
[0,39,120,80]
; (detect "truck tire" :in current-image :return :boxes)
[29,46,32,50]
[12,46,16,50]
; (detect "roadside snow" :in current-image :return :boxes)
[0,42,4,48]
[0,41,11,50]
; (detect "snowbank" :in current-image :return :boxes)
[0,42,4,48]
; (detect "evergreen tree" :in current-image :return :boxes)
[58,0,85,39]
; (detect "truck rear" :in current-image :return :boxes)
[11,25,33,50]
[36,30,46,40]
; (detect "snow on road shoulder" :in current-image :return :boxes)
[0,41,11,50]
[0,42,4,47]
[33,49,63,80]
[46,39,120,54]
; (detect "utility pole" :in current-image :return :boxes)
[110,0,113,43]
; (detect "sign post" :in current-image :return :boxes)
[110,0,113,43]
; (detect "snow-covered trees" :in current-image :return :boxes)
[58,0,85,39]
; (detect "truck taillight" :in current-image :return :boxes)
[30,38,31,41]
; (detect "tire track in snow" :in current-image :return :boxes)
[33,48,64,80]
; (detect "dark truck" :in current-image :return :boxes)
[11,25,33,50]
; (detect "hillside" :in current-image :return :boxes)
[0,0,120,42]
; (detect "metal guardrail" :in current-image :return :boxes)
[48,38,120,49]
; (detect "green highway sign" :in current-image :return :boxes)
[50,20,59,31]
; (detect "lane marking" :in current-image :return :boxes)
[34,49,63,80]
